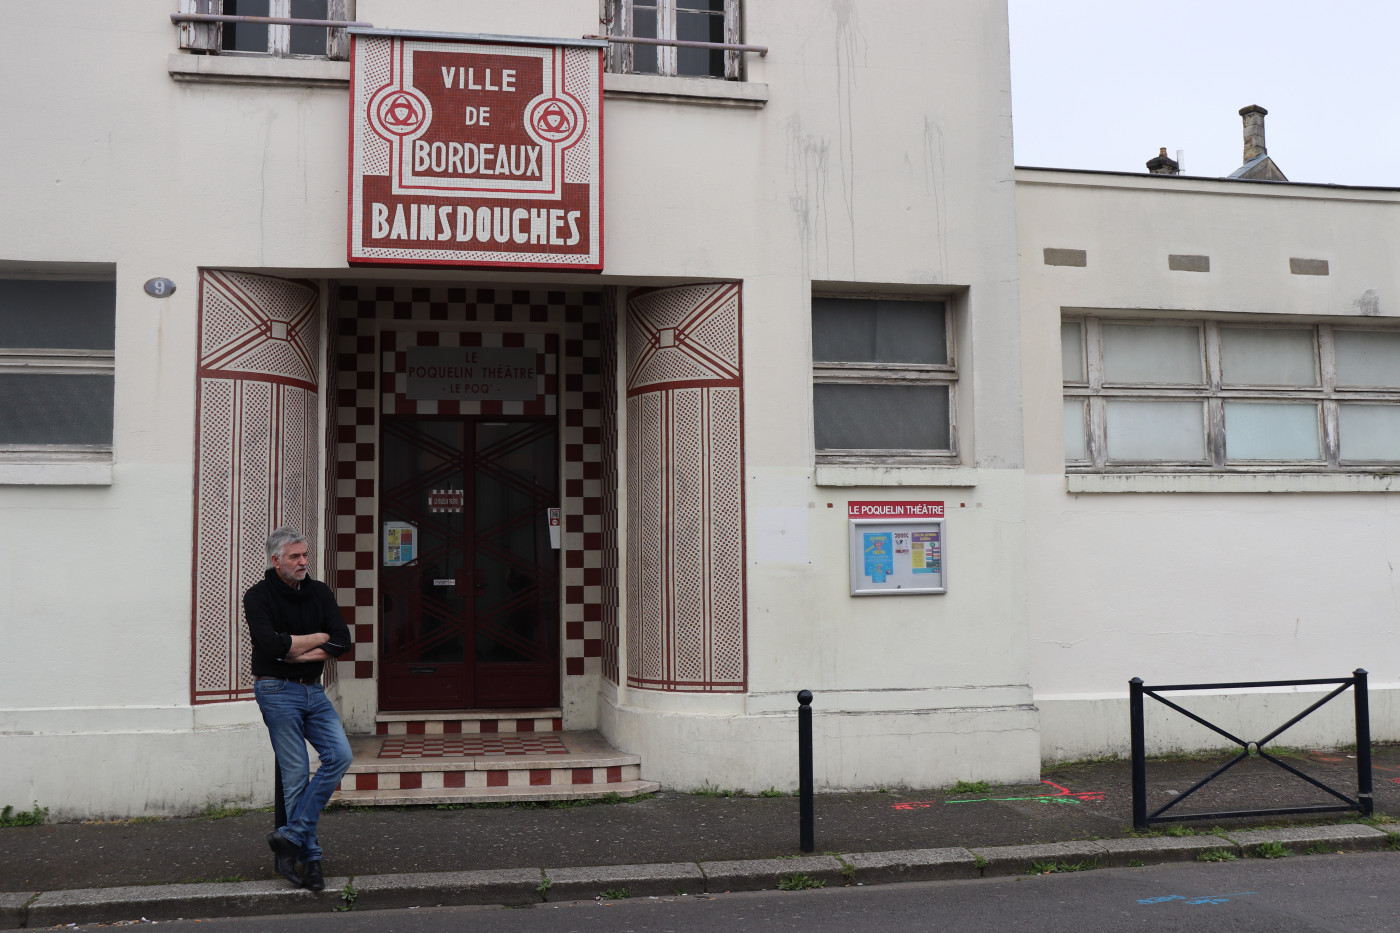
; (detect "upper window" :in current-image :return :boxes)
[177,0,352,60]
[0,278,116,460]
[1063,316,1400,470]
[604,0,742,79]
[812,297,957,464]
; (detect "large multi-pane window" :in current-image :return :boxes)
[813,297,957,463]
[1063,316,1400,470]
[0,278,116,461]
[604,0,742,79]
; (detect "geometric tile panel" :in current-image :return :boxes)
[624,284,747,692]
[331,284,610,686]
[377,735,569,758]
[192,271,322,704]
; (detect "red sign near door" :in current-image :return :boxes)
[348,30,604,270]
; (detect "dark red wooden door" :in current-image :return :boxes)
[379,416,559,710]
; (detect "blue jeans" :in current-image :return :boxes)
[253,680,353,863]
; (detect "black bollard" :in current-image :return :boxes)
[798,690,814,853]
[1355,669,1373,818]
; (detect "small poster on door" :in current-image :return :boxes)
[384,521,417,567]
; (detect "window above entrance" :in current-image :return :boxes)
[175,0,354,59]
[602,0,745,80]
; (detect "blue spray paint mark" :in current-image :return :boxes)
[1139,892,1257,907]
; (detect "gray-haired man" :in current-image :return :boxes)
[244,528,353,891]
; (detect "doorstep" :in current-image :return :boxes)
[330,729,659,806]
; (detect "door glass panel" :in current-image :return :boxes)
[1224,402,1320,460]
[380,420,467,666]
[1102,323,1203,385]
[1220,327,1318,386]
[1105,400,1206,461]
[474,421,558,666]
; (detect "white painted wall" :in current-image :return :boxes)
[1016,170,1400,762]
[2,0,1024,813]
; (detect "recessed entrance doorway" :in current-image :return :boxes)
[378,415,560,711]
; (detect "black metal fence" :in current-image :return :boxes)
[1130,669,1373,830]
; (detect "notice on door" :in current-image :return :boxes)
[406,346,538,401]
[384,521,417,567]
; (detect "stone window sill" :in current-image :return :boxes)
[815,465,979,487]
[603,72,767,107]
[1066,472,1400,494]
[168,52,350,88]
[0,461,113,485]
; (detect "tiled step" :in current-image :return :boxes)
[330,730,658,806]
[374,708,563,735]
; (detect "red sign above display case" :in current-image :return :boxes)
[348,29,604,270]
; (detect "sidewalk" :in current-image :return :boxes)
[2,748,1398,926]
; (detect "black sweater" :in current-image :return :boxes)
[244,568,352,681]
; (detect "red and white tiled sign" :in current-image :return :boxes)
[349,31,604,269]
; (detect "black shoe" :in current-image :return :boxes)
[266,831,301,886]
[302,860,325,892]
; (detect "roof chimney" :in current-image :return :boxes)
[1146,147,1180,175]
[1240,104,1268,162]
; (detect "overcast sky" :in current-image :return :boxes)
[1007,1,1400,187]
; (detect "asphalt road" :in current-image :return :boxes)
[121,851,1398,932]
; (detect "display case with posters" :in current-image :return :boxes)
[847,501,946,596]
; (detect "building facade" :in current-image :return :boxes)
[0,1,1396,817]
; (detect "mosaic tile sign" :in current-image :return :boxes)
[349,30,604,269]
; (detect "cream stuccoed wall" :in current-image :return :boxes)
[0,0,1033,815]
[1016,169,1400,763]
[602,0,1035,790]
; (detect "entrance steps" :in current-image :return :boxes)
[374,708,564,736]
[332,714,658,806]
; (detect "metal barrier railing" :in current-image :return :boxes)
[1130,669,1373,830]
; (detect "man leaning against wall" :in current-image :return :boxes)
[244,528,353,891]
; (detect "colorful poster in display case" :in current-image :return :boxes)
[846,501,946,596]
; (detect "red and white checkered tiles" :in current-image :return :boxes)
[339,764,636,793]
[330,285,607,686]
[375,715,562,735]
[378,735,568,758]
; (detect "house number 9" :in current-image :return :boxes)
[143,277,177,297]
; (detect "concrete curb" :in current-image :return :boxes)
[2,824,1395,927]
[0,894,34,930]
[354,867,542,910]
[846,847,980,884]
[700,855,847,893]
[543,862,706,901]
[25,878,346,927]
[1222,823,1391,854]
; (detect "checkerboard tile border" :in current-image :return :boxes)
[330,284,607,686]
[378,735,569,758]
[340,764,636,792]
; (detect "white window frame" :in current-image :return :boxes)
[0,272,116,484]
[813,294,959,466]
[603,0,743,79]
[177,0,353,60]
[1064,315,1400,472]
